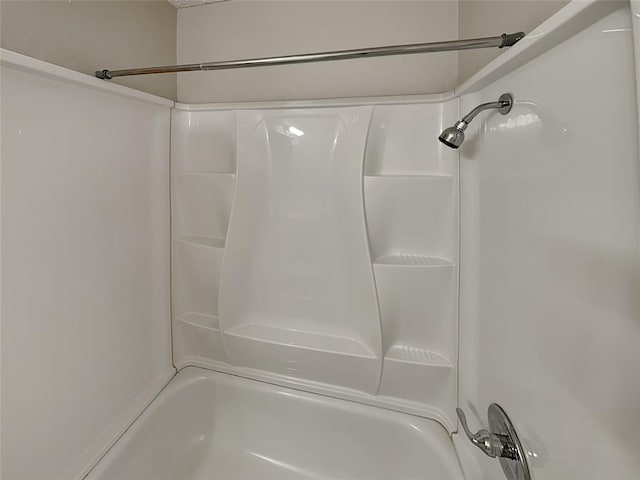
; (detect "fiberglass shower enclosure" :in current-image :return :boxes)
[2,0,640,479]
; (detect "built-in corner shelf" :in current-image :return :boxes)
[178,235,225,249]
[373,254,453,267]
[175,171,236,177]
[385,345,451,367]
[174,313,228,363]
[364,174,453,180]
[365,144,458,413]
[373,263,456,359]
[171,109,238,368]
[172,238,226,333]
[173,172,235,244]
[378,345,455,407]
[177,312,220,331]
[171,109,237,174]
[364,175,457,264]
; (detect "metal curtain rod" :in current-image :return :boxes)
[95,32,525,80]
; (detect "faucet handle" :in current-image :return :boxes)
[456,407,504,458]
[456,404,531,480]
[456,407,476,440]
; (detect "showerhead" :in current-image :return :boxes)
[438,93,513,149]
[438,123,466,149]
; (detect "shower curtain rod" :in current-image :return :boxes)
[95,32,525,80]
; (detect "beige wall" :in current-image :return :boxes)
[458,0,569,83]
[177,1,459,103]
[0,1,570,101]
[0,0,177,99]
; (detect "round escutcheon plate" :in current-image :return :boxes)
[488,403,531,480]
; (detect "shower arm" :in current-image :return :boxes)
[438,93,512,149]
[457,98,511,130]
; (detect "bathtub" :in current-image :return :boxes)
[88,367,464,479]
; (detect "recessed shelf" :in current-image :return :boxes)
[174,171,236,177]
[364,102,458,177]
[364,174,453,180]
[173,173,235,242]
[225,324,377,359]
[173,238,225,319]
[178,236,225,248]
[172,109,237,174]
[364,175,457,263]
[373,254,453,266]
[174,313,228,364]
[177,313,220,330]
[385,346,451,367]
[379,345,455,412]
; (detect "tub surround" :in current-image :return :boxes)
[2,1,639,479]
[171,100,460,428]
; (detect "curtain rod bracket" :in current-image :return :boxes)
[500,32,526,48]
[95,69,112,80]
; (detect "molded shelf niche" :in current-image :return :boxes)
[172,110,237,173]
[173,172,235,242]
[224,324,379,394]
[373,258,457,419]
[373,261,456,363]
[172,239,225,322]
[364,176,457,263]
[179,235,225,248]
[365,174,453,179]
[378,346,455,415]
[174,313,228,364]
[364,102,458,177]
[374,254,452,266]
[386,345,451,366]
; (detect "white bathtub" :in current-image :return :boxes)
[88,367,463,479]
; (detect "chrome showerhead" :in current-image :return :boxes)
[438,123,466,149]
[438,93,513,149]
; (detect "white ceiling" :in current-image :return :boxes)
[168,0,230,8]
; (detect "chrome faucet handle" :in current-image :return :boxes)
[456,407,505,458]
[456,404,531,480]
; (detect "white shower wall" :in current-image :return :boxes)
[3,2,640,479]
[1,51,174,479]
[456,3,640,479]
[171,98,460,428]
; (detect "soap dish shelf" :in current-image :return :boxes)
[374,254,453,266]
[385,345,452,367]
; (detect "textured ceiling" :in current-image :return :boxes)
[168,0,230,8]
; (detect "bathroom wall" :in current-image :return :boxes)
[0,0,177,99]
[458,0,569,83]
[176,0,573,102]
[1,53,174,479]
[457,4,640,479]
[0,1,571,101]
[176,1,459,103]
[170,97,460,429]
